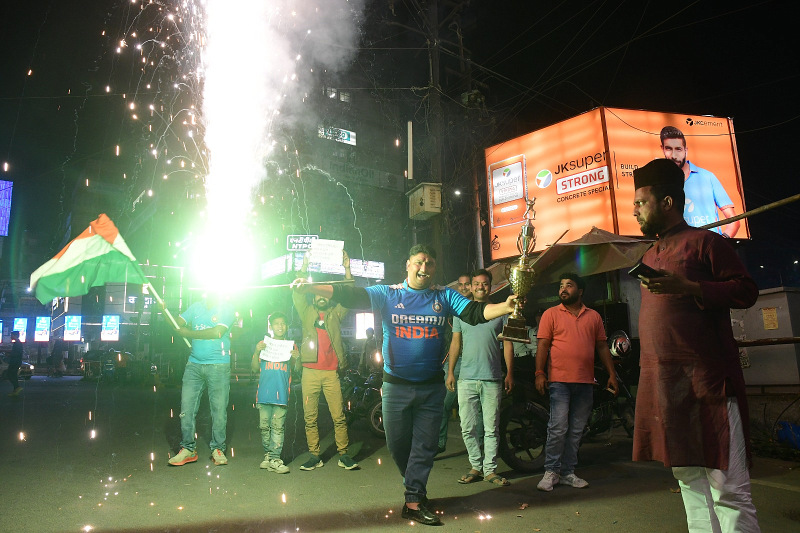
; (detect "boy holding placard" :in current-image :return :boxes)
[251,312,298,473]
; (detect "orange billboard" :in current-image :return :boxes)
[485,107,748,261]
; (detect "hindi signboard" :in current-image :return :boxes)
[286,234,318,252]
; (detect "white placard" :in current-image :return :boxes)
[309,239,344,267]
[260,335,295,362]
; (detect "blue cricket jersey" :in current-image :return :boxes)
[683,161,734,234]
[256,359,292,406]
[365,281,471,382]
[180,301,235,364]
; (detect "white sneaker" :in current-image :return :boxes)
[559,473,589,488]
[261,457,289,474]
[537,470,560,491]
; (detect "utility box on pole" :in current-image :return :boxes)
[407,182,442,220]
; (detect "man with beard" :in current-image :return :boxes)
[535,272,618,491]
[447,269,513,486]
[660,126,740,238]
[293,251,358,471]
[632,158,760,532]
[291,245,516,526]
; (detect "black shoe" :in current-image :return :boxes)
[402,503,442,526]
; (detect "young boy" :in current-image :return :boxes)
[251,312,298,473]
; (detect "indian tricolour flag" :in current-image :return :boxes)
[30,214,147,305]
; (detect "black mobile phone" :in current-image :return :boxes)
[628,262,665,280]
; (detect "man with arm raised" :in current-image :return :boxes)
[292,244,516,526]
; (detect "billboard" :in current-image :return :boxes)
[485,107,748,260]
[603,108,747,238]
[34,317,51,342]
[0,180,11,236]
[13,318,28,343]
[64,315,82,341]
[101,315,120,341]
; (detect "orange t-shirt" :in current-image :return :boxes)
[537,304,606,384]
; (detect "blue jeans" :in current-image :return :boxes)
[458,379,502,474]
[179,362,230,452]
[257,403,288,460]
[382,381,446,503]
[438,385,458,449]
[544,382,593,475]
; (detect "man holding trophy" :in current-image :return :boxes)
[291,244,516,526]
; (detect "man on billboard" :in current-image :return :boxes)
[632,158,760,531]
[660,126,740,238]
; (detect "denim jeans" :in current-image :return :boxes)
[382,381,446,503]
[179,362,230,452]
[257,403,288,460]
[458,379,502,474]
[672,399,760,533]
[438,385,458,449]
[543,382,593,475]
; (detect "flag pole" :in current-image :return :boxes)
[187,279,356,291]
[144,282,192,348]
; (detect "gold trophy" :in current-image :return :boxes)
[498,198,538,343]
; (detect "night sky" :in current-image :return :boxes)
[1,0,798,286]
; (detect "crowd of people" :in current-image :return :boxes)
[156,158,761,531]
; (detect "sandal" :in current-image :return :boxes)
[458,470,483,484]
[485,473,510,486]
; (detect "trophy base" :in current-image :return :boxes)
[497,317,532,344]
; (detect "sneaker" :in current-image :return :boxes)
[260,457,290,474]
[401,503,442,526]
[559,473,589,488]
[337,453,359,470]
[537,470,560,491]
[211,449,228,465]
[299,455,323,471]
[168,448,198,466]
[8,387,22,397]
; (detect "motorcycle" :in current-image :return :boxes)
[498,330,637,473]
[340,369,385,438]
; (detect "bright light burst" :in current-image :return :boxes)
[194,1,290,289]
[99,0,366,288]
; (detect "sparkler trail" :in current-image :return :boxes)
[90,0,369,287]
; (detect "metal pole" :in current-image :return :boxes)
[700,193,800,232]
[187,279,356,291]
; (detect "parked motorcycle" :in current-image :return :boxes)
[340,369,385,438]
[498,330,637,473]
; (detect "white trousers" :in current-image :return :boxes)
[672,398,760,533]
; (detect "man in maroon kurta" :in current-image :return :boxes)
[631,159,760,532]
